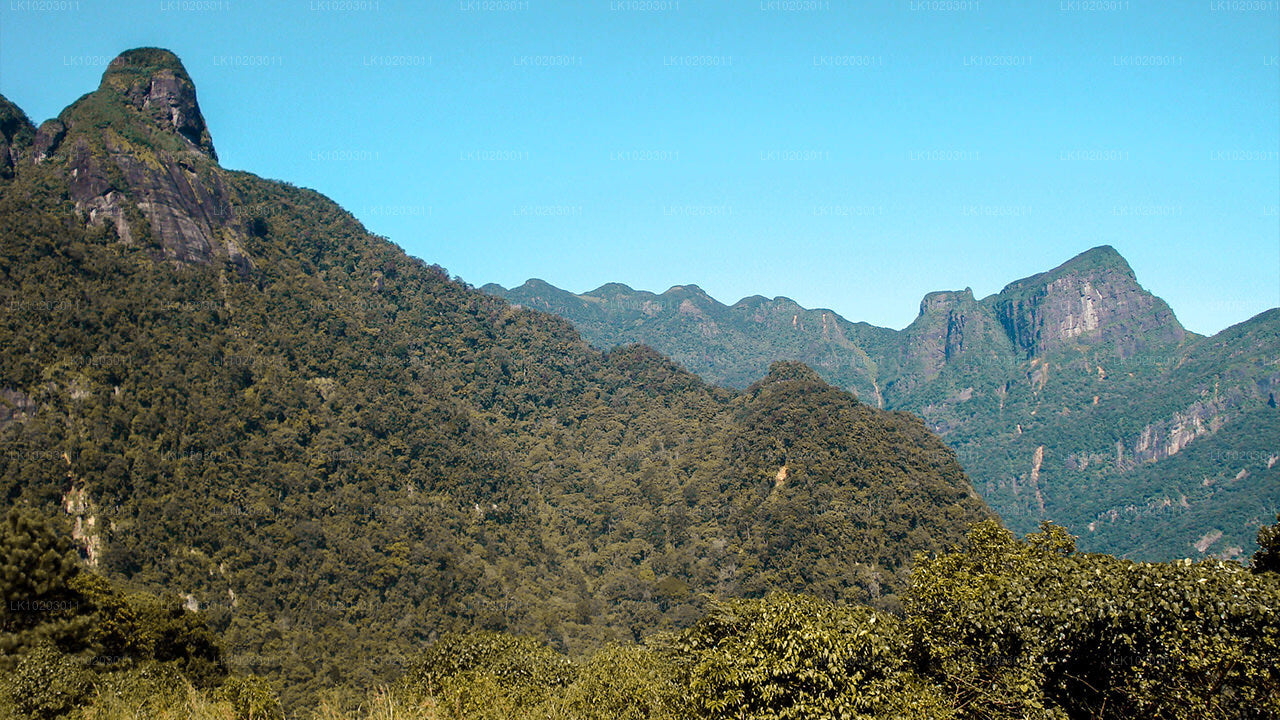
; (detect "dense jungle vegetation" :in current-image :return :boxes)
[4,509,1278,719]
[489,268,1280,561]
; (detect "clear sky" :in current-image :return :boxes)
[1,0,1277,335]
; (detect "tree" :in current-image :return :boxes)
[562,645,685,720]
[1252,513,1280,574]
[397,631,575,719]
[907,520,1280,720]
[668,592,951,720]
[0,508,89,663]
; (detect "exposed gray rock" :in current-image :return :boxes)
[33,119,66,162]
[890,287,1016,393]
[106,135,236,264]
[994,246,1186,359]
[67,139,134,244]
[100,48,217,159]
[60,49,254,270]
[0,388,36,431]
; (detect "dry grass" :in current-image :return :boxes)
[75,684,238,720]
[310,689,439,720]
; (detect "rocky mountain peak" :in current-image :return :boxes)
[897,287,1012,388]
[96,48,216,159]
[998,246,1134,296]
[586,282,639,297]
[994,245,1185,358]
[516,278,558,292]
[1062,244,1129,271]
[919,288,976,316]
[662,284,714,302]
[10,48,251,268]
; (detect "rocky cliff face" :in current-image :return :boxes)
[905,289,1007,377]
[993,246,1186,359]
[33,119,66,162]
[96,47,216,158]
[5,48,250,271]
[1129,395,1231,464]
[874,288,1019,410]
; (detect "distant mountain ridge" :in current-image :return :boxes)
[485,248,1280,560]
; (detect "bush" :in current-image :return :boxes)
[1253,513,1280,574]
[397,631,574,719]
[0,641,91,720]
[562,644,685,720]
[215,675,285,720]
[668,592,952,720]
[907,520,1280,719]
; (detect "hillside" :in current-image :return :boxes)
[486,251,1280,560]
[0,49,992,709]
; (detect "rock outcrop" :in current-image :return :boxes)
[33,119,66,162]
[908,289,991,376]
[96,47,216,158]
[0,388,36,431]
[878,288,1018,407]
[65,138,135,244]
[40,48,253,271]
[993,246,1186,359]
[96,134,240,264]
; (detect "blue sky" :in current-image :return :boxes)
[1,0,1277,335]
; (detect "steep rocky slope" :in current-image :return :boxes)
[991,245,1187,359]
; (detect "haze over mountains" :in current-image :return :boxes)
[0,48,992,707]
[486,249,1280,561]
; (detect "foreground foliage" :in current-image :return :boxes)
[383,518,1280,720]
[0,509,281,720]
[907,521,1280,719]
[41,519,1278,720]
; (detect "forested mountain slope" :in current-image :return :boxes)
[487,250,1280,560]
[0,48,991,708]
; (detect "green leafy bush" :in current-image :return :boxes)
[561,645,684,720]
[908,521,1280,719]
[1,641,92,720]
[668,592,951,720]
[215,675,285,720]
[397,631,574,718]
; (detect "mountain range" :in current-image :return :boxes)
[0,48,993,708]
[485,249,1280,560]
